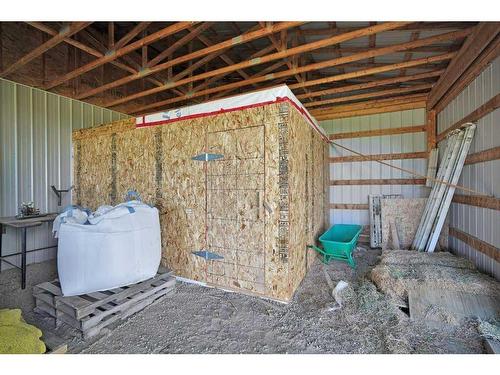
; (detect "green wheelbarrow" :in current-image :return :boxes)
[307,224,363,268]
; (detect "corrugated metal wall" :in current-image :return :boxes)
[0,78,129,271]
[321,108,429,226]
[437,56,500,279]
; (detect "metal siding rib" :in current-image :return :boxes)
[321,108,430,226]
[436,56,500,279]
[0,78,128,269]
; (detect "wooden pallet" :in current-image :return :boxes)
[33,271,175,339]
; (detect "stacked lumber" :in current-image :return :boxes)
[33,271,175,339]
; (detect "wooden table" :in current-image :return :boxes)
[0,213,58,289]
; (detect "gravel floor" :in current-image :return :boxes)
[0,247,485,354]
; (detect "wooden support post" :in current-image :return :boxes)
[427,109,437,152]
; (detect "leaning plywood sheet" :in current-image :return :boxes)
[380,198,448,250]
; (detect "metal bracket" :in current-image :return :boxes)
[192,153,224,161]
[51,185,74,206]
[192,250,224,260]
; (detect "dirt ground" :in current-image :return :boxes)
[0,247,486,354]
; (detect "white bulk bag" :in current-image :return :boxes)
[56,201,161,296]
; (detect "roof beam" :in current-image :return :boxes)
[289,52,455,90]
[77,26,174,92]
[43,22,196,90]
[305,83,433,108]
[30,22,167,90]
[129,53,450,115]
[314,45,462,54]
[75,21,305,100]
[102,22,413,107]
[434,33,500,113]
[128,47,456,115]
[113,22,151,51]
[259,21,312,96]
[296,22,476,36]
[427,22,500,109]
[296,70,443,100]
[1,22,91,77]
[147,23,214,67]
[310,94,428,120]
[115,27,468,109]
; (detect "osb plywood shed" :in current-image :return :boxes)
[72,85,328,302]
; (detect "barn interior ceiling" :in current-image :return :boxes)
[0,21,479,116]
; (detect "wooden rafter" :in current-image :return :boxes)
[434,33,500,113]
[289,52,455,90]
[146,23,214,67]
[75,21,305,100]
[305,83,433,108]
[311,94,428,120]
[1,22,91,77]
[194,25,261,81]
[259,22,313,98]
[295,22,476,36]
[296,70,443,100]
[104,22,422,108]
[43,22,196,90]
[313,44,462,54]
[109,26,469,110]
[76,26,182,94]
[129,52,453,115]
[113,22,151,51]
[428,22,500,109]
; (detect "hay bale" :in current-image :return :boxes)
[370,250,500,301]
